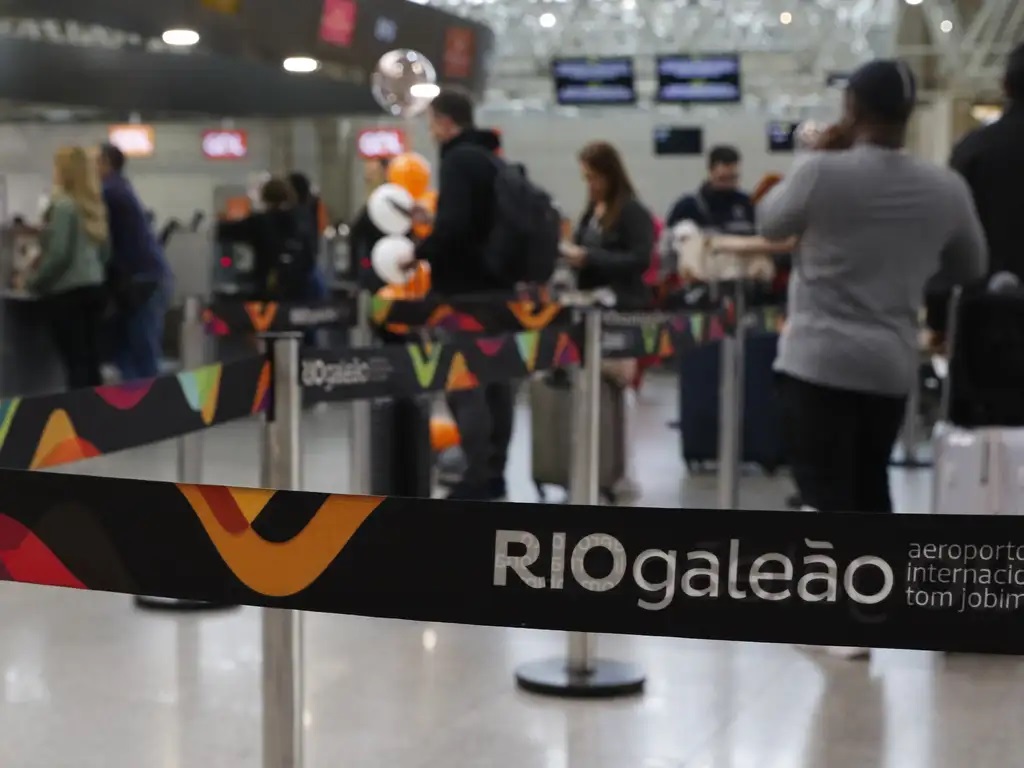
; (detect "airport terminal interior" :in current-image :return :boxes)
[0,0,1022,766]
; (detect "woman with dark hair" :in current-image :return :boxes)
[562,141,654,308]
[216,178,312,301]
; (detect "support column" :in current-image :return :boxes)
[267,120,295,178]
[313,118,355,221]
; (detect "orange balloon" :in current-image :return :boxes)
[412,190,438,240]
[430,418,461,452]
[387,153,431,199]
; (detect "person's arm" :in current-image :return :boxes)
[28,200,75,293]
[757,156,821,240]
[582,202,654,276]
[938,173,988,284]
[415,153,474,271]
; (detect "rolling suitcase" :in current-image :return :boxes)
[530,370,625,503]
[932,287,1024,515]
[678,331,786,474]
[369,395,432,498]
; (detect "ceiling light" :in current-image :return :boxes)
[939,19,953,32]
[162,29,200,46]
[780,11,793,24]
[904,0,923,5]
[539,13,557,28]
[409,83,441,99]
[283,56,320,73]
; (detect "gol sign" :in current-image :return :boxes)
[357,128,405,159]
[108,124,155,157]
[203,130,248,159]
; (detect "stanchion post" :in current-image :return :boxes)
[135,295,225,612]
[514,307,645,698]
[178,296,206,483]
[348,291,373,495]
[717,282,745,510]
[260,334,304,768]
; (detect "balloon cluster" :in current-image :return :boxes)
[366,151,437,298]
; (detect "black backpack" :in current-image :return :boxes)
[484,159,560,287]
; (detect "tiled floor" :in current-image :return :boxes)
[1,374,1009,767]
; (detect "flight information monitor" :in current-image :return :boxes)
[653,126,704,156]
[551,57,637,106]
[656,54,742,104]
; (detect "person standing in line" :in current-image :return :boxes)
[412,88,510,501]
[97,144,172,380]
[287,171,329,301]
[665,145,756,232]
[759,59,986,638]
[23,146,108,388]
[949,43,1024,280]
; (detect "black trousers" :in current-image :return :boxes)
[446,382,515,486]
[46,286,104,390]
[777,373,906,513]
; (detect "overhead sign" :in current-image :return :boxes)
[203,129,248,160]
[108,124,155,157]
[320,0,357,47]
[357,127,406,159]
[0,18,189,54]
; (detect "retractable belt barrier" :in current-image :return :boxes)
[0,465,1022,656]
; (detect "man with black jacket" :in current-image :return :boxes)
[415,89,512,501]
[950,44,1024,279]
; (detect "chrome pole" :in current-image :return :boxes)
[260,335,304,768]
[566,308,603,676]
[717,282,745,510]
[348,291,373,495]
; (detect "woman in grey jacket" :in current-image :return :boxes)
[24,146,108,389]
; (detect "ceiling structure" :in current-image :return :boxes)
[419,0,899,114]
[420,0,1020,112]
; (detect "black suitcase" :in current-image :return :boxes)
[678,331,786,474]
[369,396,432,497]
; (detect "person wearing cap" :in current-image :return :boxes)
[949,43,1024,280]
[757,59,986,620]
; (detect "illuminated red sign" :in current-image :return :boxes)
[320,0,357,47]
[444,27,475,79]
[202,129,248,160]
[357,127,406,159]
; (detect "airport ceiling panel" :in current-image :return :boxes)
[0,0,495,115]
[414,0,896,107]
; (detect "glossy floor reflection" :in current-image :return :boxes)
[2,373,1004,767]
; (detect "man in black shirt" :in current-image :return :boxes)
[950,43,1024,278]
[414,89,513,501]
[665,145,756,234]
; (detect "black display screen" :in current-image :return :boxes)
[656,54,742,104]
[767,120,799,152]
[551,57,636,106]
[653,126,704,156]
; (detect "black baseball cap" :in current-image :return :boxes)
[846,59,917,123]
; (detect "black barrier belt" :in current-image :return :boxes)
[301,325,584,404]
[0,356,269,471]
[1,467,1023,655]
[204,298,356,335]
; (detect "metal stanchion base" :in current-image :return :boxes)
[515,659,645,699]
[133,596,239,612]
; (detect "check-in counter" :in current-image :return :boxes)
[0,290,65,397]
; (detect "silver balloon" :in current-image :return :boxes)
[795,120,825,150]
[371,49,438,118]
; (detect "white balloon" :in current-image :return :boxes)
[371,49,438,118]
[367,183,414,236]
[371,235,416,285]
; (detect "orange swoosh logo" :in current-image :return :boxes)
[178,484,383,596]
[507,301,561,330]
[244,302,279,333]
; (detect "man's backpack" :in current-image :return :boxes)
[484,160,560,287]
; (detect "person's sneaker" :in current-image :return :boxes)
[445,480,504,502]
[487,477,508,501]
[796,644,870,660]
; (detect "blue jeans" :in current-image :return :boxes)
[115,280,169,381]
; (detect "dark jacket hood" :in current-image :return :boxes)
[441,128,501,156]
